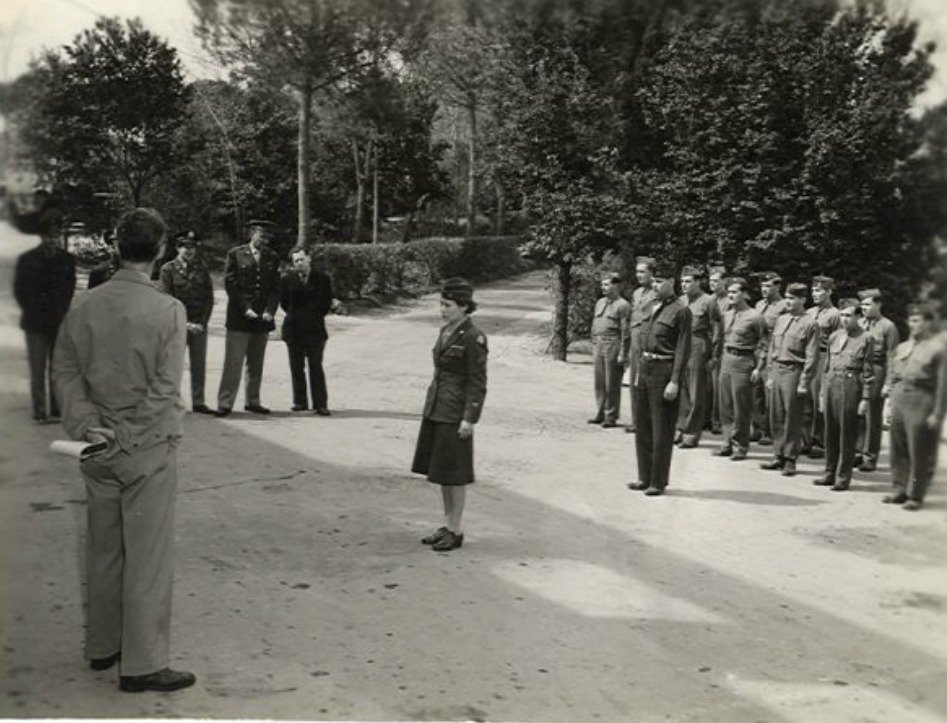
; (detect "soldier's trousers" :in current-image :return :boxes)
[769,361,805,460]
[186,329,208,407]
[857,364,886,464]
[592,336,623,423]
[81,441,177,676]
[824,372,863,483]
[718,351,755,451]
[627,328,643,429]
[218,330,268,410]
[889,386,940,503]
[752,368,771,438]
[677,335,710,442]
[710,358,722,431]
[25,329,60,418]
[801,359,826,451]
[634,358,680,489]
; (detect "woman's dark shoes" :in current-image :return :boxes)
[119,668,196,693]
[89,651,121,670]
[421,526,450,545]
[431,531,464,552]
[882,493,908,504]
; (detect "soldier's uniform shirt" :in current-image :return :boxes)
[807,303,841,353]
[766,311,821,460]
[767,312,821,386]
[413,316,488,486]
[638,298,692,385]
[591,296,632,345]
[676,292,720,440]
[159,257,214,325]
[630,286,657,330]
[861,315,900,370]
[722,307,767,355]
[885,335,946,502]
[755,297,788,337]
[858,314,900,463]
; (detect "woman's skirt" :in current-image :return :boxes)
[411,418,474,486]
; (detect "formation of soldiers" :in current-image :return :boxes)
[589,257,947,509]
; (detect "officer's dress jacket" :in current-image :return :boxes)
[422,316,488,424]
[13,245,76,333]
[159,257,214,326]
[224,244,281,333]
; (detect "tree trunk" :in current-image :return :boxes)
[466,102,477,238]
[352,140,369,243]
[550,260,572,361]
[297,83,313,248]
[495,183,505,236]
[372,147,380,245]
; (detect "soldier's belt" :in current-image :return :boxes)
[641,351,674,361]
[725,347,755,356]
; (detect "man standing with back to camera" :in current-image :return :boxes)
[53,208,195,692]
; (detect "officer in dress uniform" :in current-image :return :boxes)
[625,257,657,434]
[815,299,873,491]
[802,276,841,458]
[675,265,720,448]
[706,265,730,435]
[627,263,691,496]
[760,282,820,477]
[159,232,215,414]
[715,277,767,461]
[882,303,946,510]
[856,288,900,471]
[588,272,631,428]
[752,272,788,445]
[216,220,281,416]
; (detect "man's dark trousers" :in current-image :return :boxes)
[26,330,60,418]
[823,372,861,484]
[769,361,804,460]
[186,330,208,407]
[634,358,680,489]
[801,361,827,451]
[752,369,772,438]
[889,385,939,503]
[592,336,622,423]
[677,334,710,442]
[718,350,755,451]
[287,338,327,410]
[857,368,886,465]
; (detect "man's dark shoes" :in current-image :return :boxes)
[710,425,722,435]
[814,474,835,486]
[853,454,864,469]
[902,499,922,511]
[644,486,665,496]
[858,460,877,473]
[431,531,464,552]
[421,526,449,545]
[120,668,196,693]
[807,446,825,459]
[244,404,271,414]
[883,492,908,504]
[678,437,698,449]
[214,408,232,418]
[291,404,309,412]
[758,436,773,446]
[713,446,733,457]
[760,457,784,471]
[627,481,650,491]
[749,429,762,443]
[315,407,331,416]
[781,460,797,477]
[831,480,850,492]
[730,449,748,461]
[90,651,121,671]
[192,404,214,415]
[624,425,636,434]
[587,416,604,424]
[601,420,618,428]
[673,430,684,444]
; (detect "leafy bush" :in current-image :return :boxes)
[309,235,533,299]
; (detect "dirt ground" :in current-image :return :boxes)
[2,220,947,722]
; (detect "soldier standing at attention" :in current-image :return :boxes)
[159,232,215,414]
[627,264,691,496]
[625,256,657,434]
[752,272,788,446]
[216,220,281,417]
[675,265,720,448]
[760,283,820,477]
[856,288,900,472]
[588,272,631,428]
[882,303,946,510]
[802,276,840,459]
[706,266,730,435]
[715,277,767,461]
[815,299,872,491]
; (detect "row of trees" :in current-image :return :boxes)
[2,0,946,356]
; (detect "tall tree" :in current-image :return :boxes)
[14,17,190,207]
[191,0,431,247]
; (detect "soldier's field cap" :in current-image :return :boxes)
[786,282,808,298]
[811,275,834,289]
[680,264,703,278]
[441,277,477,312]
[247,219,274,232]
[176,231,198,246]
[857,287,882,301]
[651,261,674,280]
[760,271,783,285]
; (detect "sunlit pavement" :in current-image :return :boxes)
[2,220,946,721]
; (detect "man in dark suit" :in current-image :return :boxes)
[13,209,76,422]
[281,247,335,415]
[216,220,281,416]
[159,232,215,414]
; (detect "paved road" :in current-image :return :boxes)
[2,221,946,721]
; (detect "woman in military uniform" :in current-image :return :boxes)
[412,278,488,552]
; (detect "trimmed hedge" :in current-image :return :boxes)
[309,235,533,299]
